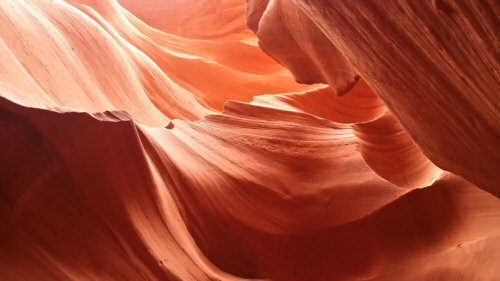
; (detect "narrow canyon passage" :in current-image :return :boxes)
[0,1,499,280]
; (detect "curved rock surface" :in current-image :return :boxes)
[1,0,499,280]
[249,0,500,196]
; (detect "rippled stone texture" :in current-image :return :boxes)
[1,1,499,280]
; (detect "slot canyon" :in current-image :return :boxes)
[0,0,499,280]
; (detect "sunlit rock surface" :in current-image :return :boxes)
[1,0,499,280]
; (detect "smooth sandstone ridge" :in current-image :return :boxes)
[0,0,499,281]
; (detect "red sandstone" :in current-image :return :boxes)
[0,1,499,280]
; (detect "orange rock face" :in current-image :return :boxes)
[0,1,499,281]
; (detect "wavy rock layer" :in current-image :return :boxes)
[249,0,500,196]
[1,0,499,281]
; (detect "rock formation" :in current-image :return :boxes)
[1,0,499,280]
